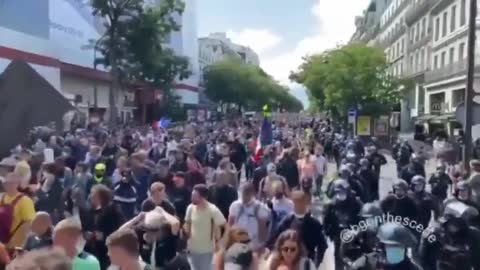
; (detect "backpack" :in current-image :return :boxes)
[0,194,24,244]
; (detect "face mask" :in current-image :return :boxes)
[384,246,405,264]
[76,237,86,255]
[335,193,348,201]
[294,213,306,219]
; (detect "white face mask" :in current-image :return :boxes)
[335,193,348,201]
[294,213,306,219]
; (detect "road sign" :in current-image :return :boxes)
[348,108,357,124]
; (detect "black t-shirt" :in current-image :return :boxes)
[208,184,238,219]
[168,187,191,222]
[141,198,177,216]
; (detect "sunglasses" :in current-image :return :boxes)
[281,246,298,253]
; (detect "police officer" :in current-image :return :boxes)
[394,141,414,177]
[409,175,439,235]
[328,169,365,202]
[400,155,426,185]
[358,158,376,202]
[381,179,418,224]
[340,202,383,266]
[324,179,363,270]
[419,201,480,270]
[350,222,422,270]
[428,163,452,202]
[445,180,480,229]
[365,146,387,201]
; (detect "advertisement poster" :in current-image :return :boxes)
[357,116,371,136]
[374,116,389,136]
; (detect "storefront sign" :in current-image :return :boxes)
[357,116,371,136]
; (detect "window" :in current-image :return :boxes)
[410,55,414,68]
[459,43,465,59]
[461,0,466,26]
[400,62,403,74]
[435,17,440,41]
[441,51,446,66]
[415,24,419,42]
[401,38,404,53]
[415,52,419,72]
[434,55,439,68]
[420,49,425,70]
[449,47,455,64]
[397,42,400,56]
[451,5,456,32]
[442,12,448,37]
[410,28,414,43]
[422,17,427,37]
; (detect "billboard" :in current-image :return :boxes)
[0,0,50,38]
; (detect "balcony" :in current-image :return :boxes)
[425,55,480,83]
[405,0,439,25]
[407,32,432,52]
[380,0,411,32]
[378,25,407,48]
[361,23,380,43]
[431,0,454,15]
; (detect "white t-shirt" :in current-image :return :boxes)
[314,155,327,176]
[229,200,270,245]
[185,202,226,253]
[272,197,294,218]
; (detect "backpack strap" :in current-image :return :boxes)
[7,195,25,241]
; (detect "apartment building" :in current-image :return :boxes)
[352,0,479,135]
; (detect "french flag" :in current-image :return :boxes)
[254,117,273,162]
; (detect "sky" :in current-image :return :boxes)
[197,0,370,108]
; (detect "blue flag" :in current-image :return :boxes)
[158,117,171,129]
[259,117,273,147]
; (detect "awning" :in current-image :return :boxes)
[431,113,455,122]
[415,114,435,122]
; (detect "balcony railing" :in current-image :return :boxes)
[380,0,411,32]
[378,25,407,48]
[405,0,439,25]
[425,55,480,83]
[407,32,432,52]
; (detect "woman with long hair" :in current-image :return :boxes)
[213,227,258,270]
[266,230,315,270]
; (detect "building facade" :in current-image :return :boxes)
[0,0,200,123]
[199,33,260,67]
[352,0,479,136]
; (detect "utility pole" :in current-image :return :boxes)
[464,0,477,172]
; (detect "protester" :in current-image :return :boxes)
[23,212,53,251]
[184,184,226,270]
[6,248,72,270]
[141,182,176,215]
[105,229,150,270]
[0,172,35,250]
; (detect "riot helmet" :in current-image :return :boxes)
[441,200,478,235]
[377,222,417,265]
[392,179,408,199]
[411,175,426,193]
[328,178,350,199]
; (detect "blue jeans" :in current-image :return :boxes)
[188,252,213,270]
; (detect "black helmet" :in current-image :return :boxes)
[377,222,417,247]
[328,179,350,197]
[411,175,426,185]
[442,200,479,221]
[392,179,408,191]
[359,158,369,167]
[359,202,383,218]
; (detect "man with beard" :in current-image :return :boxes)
[400,155,426,184]
[323,179,363,270]
[428,163,452,202]
[381,179,418,223]
[419,201,480,270]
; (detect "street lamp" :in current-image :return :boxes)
[463,0,477,172]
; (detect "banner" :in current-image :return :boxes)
[357,116,371,136]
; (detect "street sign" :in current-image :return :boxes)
[348,108,357,124]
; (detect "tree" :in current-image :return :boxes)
[91,0,188,125]
[292,44,407,120]
[204,58,303,113]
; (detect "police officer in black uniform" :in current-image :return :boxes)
[340,202,383,266]
[324,179,363,270]
[419,200,480,270]
[381,179,418,224]
[409,175,439,235]
[349,222,422,270]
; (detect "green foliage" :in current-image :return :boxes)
[204,59,303,112]
[292,44,407,118]
[90,0,190,121]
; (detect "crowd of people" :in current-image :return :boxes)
[1,118,480,270]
